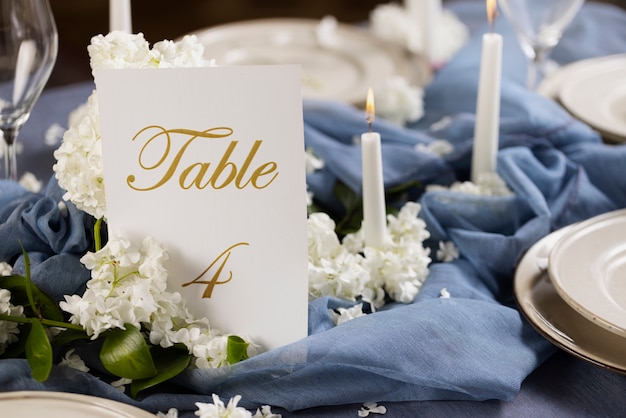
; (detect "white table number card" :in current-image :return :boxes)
[94,65,308,350]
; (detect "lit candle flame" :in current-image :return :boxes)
[486,0,498,30]
[366,87,375,132]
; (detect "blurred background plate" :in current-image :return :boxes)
[187,18,429,104]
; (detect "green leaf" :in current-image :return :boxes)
[51,328,90,348]
[130,346,191,398]
[0,275,64,321]
[25,320,53,381]
[99,324,157,379]
[226,335,249,365]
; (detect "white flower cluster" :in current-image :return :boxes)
[375,76,424,126]
[0,289,24,356]
[427,172,514,196]
[191,394,280,418]
[53,32,208,220]
[60,235,249,369]
[369,3,469,63]
[308,202,431,309]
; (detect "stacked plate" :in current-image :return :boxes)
[515,209,626,373]
[538,54,626,143]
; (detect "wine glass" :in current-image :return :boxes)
[498,0,584,89]
[0,0,57,181]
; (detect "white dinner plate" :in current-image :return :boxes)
[558,54,626,143]
[515,225,626,374]
[548,209,626,338]
[536,55,620,99]
[0,391,155,417]
[186,18,429,104]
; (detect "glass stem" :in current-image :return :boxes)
[2,126,19,181]
[527,47,549,90]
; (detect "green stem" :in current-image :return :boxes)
[94,217,103,252]
[0,313,85,332]
[19,246,39,319]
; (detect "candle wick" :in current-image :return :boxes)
[366,115,373,133]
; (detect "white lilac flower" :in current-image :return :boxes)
[0,262,12,276]
[375,76,424,126]
[436,241,459,263]
[440,288,451,299]
[332,303,366,326]
[157,408,180,418]
[308,202,431,308]
[53,91,106,219]
[194,395,280,418]
[60,235,250,368]
[54,32,208,220]
[194,395,249,418]
[59,348,90,372]
[358,402,387,417]
[427,172,513,196]
[88,32,154,70]
[307,213,371,302]
[0,289,24,356]
[369,4,468,62]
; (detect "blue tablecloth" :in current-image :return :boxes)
[2,1,626,417]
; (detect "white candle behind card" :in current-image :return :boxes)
[361,88,388,249]
[109,0,132,33]
[471,0,502,182]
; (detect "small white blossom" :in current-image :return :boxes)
[0,289,24,356]
[111,377,132,393]
[157,408,179,418]
[436,241,459,262]
[304,148,324,174]
[358,402,387,417]
[316,15,339,47]
[59,348,90,372]
[427,172,513,196]
[195,394,279,418]
[0,262,12,276]
[332,303,366,326]
[44,123,66,146]
[18,172,42,193]
[376,76,424,126]
[440,288,451,299]
[415,139,454,157]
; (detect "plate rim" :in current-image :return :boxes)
[0,390,155,417]
[558,54,626,142]
[514,224,626,375]
[547,209,626,337]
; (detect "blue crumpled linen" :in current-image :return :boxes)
[1,1,626,416]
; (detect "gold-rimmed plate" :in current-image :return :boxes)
[515,224,626,374]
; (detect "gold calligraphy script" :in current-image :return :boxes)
[182,242,250,298]
[127,126,279,191]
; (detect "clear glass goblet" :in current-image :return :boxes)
[0,0,57,181]
[499,0,584,89]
